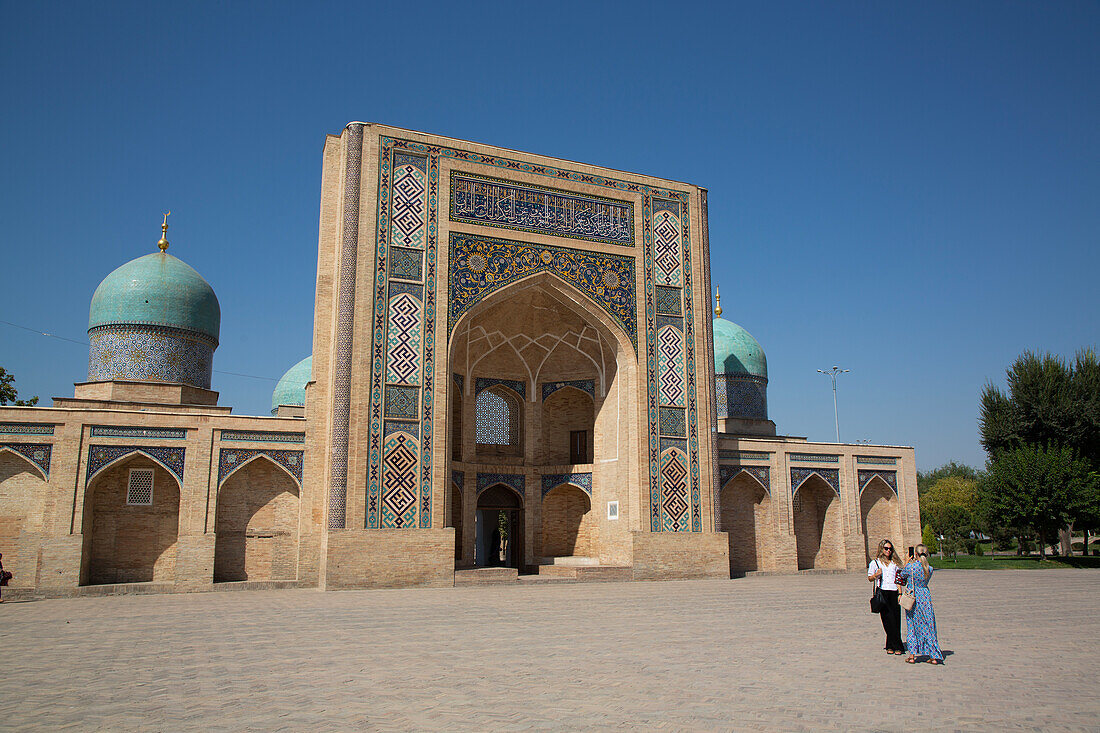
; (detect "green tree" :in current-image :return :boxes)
[979,444,1099,560]
[920,475,980,547]
[979,349,1100,553]
[0,367,38,406]
[917,461,980,494]
[931,503,972,560]
[921,523,939,554]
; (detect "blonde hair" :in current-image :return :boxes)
[875,538,899,566]
[914,544,932,580]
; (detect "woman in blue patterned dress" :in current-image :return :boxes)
[899,544,943,664]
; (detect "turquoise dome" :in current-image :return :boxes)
[713,318,767,378]
[88,252,220,342]
[271,356,312,414]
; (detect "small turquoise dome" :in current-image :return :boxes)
[271,356,312,414]
[713,317,767,378]
[88,252,220,342]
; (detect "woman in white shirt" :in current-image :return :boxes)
[868,538,905,654]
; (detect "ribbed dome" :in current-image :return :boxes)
[271,356,312,415]
[89,252,220,342]
[713,318,767,378]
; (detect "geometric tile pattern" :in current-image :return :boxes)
[369,141,435,530]
[857,456,898,465]
[655,285,682,315]
[790,467,840,496]
[789,453,840,464]
[541,472,592,497]
[658,407,686,437]
[220,430,305,444]
[451,470,463,489]
[716,374,768,420]
[385,292,423,385]
[384,420,420,439]
[449,233,637,349]
[218,448,304,486]
[657,325,685,407]
[88,325,215,390]
[718,450,770,461]
[329,123,363,530]
[541,380,594,401]
[86,445,186,485]
[381,431,419,528]
[475,377,526,399]
[450,172,634,246]
[652,206,682,287]
[90,426,187,439]
[858,469,898,495]
[477,472,525,497]
[659,448,690,532]
[718,465,770,494]
[0,443,52,478]
[0,423,54,436]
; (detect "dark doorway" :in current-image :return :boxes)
[569,430,589,464]
[475,484,524,569]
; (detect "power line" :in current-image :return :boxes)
[0,318,279,382]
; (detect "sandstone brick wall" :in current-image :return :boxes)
[860,479,903,563]
[793,478,845,570]
[214,459,300,582]
[718,474,772,574]
[631,531,729,580]
[541,485,595,558]
[84,457,180,584]
[536,389,594,465]
[0,452,47,587]
[323,529,455,589]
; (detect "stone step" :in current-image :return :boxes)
[532,565,633,583]
[454,567,519,586]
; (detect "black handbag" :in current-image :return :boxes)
[869,561,886,613]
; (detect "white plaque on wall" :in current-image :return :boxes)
[607,500,619,520]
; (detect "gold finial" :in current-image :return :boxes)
[714,285,723,317]
[157,211,171,252]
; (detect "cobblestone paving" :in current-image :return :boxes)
[1,570,1097,731]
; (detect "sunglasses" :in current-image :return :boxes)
[883,546,893,551]
[918,552,928,557]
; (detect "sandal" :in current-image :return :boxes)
[928,659,942,665]
[905,656,916,663]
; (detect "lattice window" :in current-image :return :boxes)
[126,468,154,506]
[476,388,520,447]
[792,492,802,514]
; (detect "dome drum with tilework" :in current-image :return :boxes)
[271,356,312,415]
[713,309,768,421]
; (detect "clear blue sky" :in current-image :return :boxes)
[2,2,1097,471]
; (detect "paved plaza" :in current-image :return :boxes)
[1,570,1097,731]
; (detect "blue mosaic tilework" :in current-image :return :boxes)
[658,437,688,454]
[0,443,52,478]
[718,465,770,493]
[0,423,54,436]
[655,285,681,315]
[391,158,427,249]
[789,453,840,463]
[657,324,685,407]
[857,456,898,465]
[450,172,634,246]
[659,447,689,531]
[449,233,637,350]
[88,325,215,389]
[389,246,424,281]
[475,377,526,399]
[383,420,419,439]
[384,385,420,419]
[381,430,419,528]
[718,450,770,461]
[91,426,186,439]
[716,373,768,420]
[328,123,363,530]
[655,314,683,331]
[389,281,424,298]
[858,469,898,494]
[541,472,592,496]
[791,467,840,495]
[452,470,463,488]
[477,472,525,497]
[220,430,305,444]
[452,373,464,391]
[541,380,595,401]
[393,152,427,171]
[658,407,686,437]
[385,291,423,386]
[87,445,185,484]
[218,448,303,485]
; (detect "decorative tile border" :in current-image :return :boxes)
[477,472,525,497]
[858,469,898,494]
[857,456,898,465]
[718,465,770,493]
[541,472,592,497]
[475,377,526,399]
[0,443,52,478]
[218,448,304,486]
[87,445,185,484]
[220,430,305,444]
[450,171,634,246]
[789,453,840,464]
[0,423,54,436]
[790,467,840,496]
[451,470,464,489]
[541,380,595,401]
[718,450,770,461]
[90,426,187,440]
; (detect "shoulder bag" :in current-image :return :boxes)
[869,561,886,614]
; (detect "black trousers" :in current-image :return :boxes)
[879,589,904,651]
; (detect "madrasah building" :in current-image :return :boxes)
[0,124,921,595]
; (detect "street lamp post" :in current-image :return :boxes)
[817,366,850,443]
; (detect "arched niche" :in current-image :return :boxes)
[0,451,48,582]
[719,471,771,575]
[860,475,901,564]
[214,454,301,582]
[475,484,524,569]
[792,474,845,571]
[541,483,594,559]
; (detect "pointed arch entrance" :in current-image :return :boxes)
[475,484,524,569]
[719,471,772,574]
[0,451,48,583]
[214,454,301,582]
[792,474,845,571]
[860,475,901,563]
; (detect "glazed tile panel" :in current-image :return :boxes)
[88,325,214,389]
[0,443,52,477]
[450,172,634,246]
